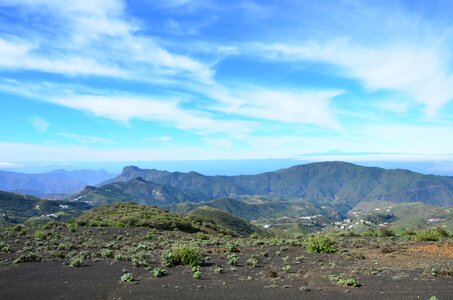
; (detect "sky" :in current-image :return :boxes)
[0,0,453,174]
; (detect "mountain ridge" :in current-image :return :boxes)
[83,161,453,207]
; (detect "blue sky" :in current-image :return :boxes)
[0,0,453,173]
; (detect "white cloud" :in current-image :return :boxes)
[159,136,173,143]
[0,0,214,83]
[32,117,49,132]
[55,132,113,144]
[50,94,255,136]
[207,85,342,129]
[255,39,453,115]
[376,101,409,114]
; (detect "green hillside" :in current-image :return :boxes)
[0,190,91,225]
[347,201,453,232]
[189,206,261,237]
[74,202,250,236]
[75,177,197,206]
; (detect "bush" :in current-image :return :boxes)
[380,227,395,237]
[161,244,202,268]
[14,253,42,264]
[416,229,441,242]
[337,278,360,287]
[100,249,114,258]
[120,272,134,283]
[70,256,85,267]
[34,230,47,240]
[151,268,167,278]
[0,242,11,253]
[227,253,239,266]
[145,231,154,240]
[226,242,238,253]
[304,235,337,253]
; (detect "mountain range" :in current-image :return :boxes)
[0,169,115,197]
[78,161,453,208]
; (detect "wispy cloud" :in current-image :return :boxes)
[253,38,453,116]
[207,86,343,129]
[50,94,255,136]
[55,132,113,144]
[0,0,214,83]
[31,117,49,132]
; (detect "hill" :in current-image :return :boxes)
[74,178,197,206]
[74,202,254,236]
[0,190,91,225]
[95,161,453,208]
[189,206,261,236]
[0,169,114,197]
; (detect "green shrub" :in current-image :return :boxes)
[304,235,337,253]
[337,278,360,287]
[380,227,395,237]
[145,231,154,240]
[192,266,202,279]
[400,229,416,236]
[120,272,134,283]
[227,253,239,266]
[0,242,11,253]
[161,244,202,268]
[69,256,85,267]
[100,249,114,258]
[416,229,440,242]
[151,268,167,278]
[226,242,238,253]
[14,253,42,264]
[435,227,449,238]
[246,256,259,267]
[34,230,47,240]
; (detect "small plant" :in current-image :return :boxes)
[69,256,85,267]
[34,230,47,240]
[336,278,360,287]
[196,232,209,240]
[226,242,238,253]
[214,265,223,274]
[14,253,42,264]
[100,249,114,258]
[0,242,11,253]
[295,255,305,263]
[145,231,154,240]
[152,267,167,278]
[246,256,259,267]
[304,235,337,253]
[282,256,289,263]
[120,272,134,283]
[282,264,291,273]
[227,253,239,266]
[192,266,202,279]
[114,253,127,261]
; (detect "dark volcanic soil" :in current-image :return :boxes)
[0,226,452,299]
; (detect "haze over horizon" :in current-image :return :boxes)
[1,1,452,174]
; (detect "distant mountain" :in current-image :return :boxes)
[0,169,115,197]
[75,177,198,206]
[0,191,91,225]
[96,162,453,207]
